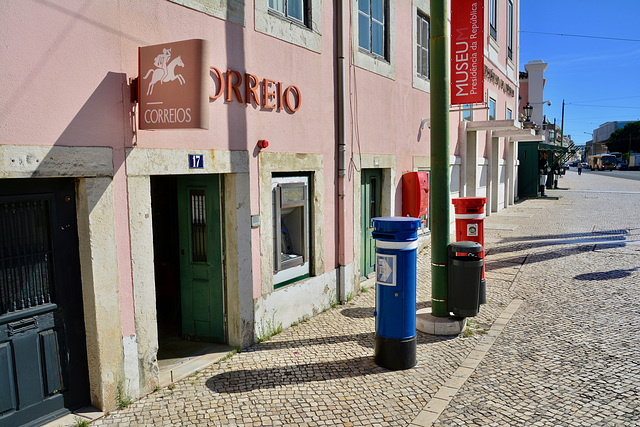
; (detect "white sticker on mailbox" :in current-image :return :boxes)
[376,253,396,286]
[467,223,478,237]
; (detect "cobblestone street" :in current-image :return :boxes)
[84,170,640,426]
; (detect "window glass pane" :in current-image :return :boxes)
[417,44,422,74]
[371,0,384,22]
[288,0,304,21]
[507,109,512,120]
[372,21,384,56]
[463,104,472,121]
[269,0,285,13]
[358,0,369,14]
[490,0,497,39]
[358,13,370,50]
[489,99,496,120]
[422,48,428,77]
[422,19,429,47]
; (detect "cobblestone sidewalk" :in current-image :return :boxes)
[79,170,640,426]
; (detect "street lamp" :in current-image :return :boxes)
[523,102,533,121]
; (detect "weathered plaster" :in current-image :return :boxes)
[127,175,160,397]
[223,172,255,347]
[125,148,249,176]
[167,0,245,26]
[76,177,123,411]
[253,263,356,337]
[254,0,322,53]
[0,145,113,178]
[122,334,141,400]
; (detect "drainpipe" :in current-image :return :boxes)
[430,0,451,317]
[337,0,348,303]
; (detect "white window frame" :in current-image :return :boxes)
[269,0,307,26]
[412,0,430,92]
[416,11,429,79]
[489,0,497,41]
[489,97,497,121]
[256,0,322,53]
[352,0,396,79]
[507,0,514,60]
[358,0,387,59]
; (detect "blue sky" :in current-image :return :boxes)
[519,0,640,146]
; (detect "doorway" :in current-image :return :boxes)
[0,178,90,427]
[361,169,382,278]
[151,175,226,371]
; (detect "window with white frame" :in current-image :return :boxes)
[489,0,497,40]
[269,0,307,26]
[358,0,387,59]
[507,0,514,60]
[506,108,513,120]
[416,11,430,79]
[489,98,496,120]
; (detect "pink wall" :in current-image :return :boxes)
[0,0,344,321]
[1,0,520,332]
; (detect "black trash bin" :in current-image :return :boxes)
[447,241,483,317]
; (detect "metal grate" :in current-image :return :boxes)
[0,198,54,315]
[190,190,207,262]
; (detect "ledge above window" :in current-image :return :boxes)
[255,0,322,53]
[169,0,245,26]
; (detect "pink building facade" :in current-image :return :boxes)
[0,0,524,423]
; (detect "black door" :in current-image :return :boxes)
[0,179,90,427]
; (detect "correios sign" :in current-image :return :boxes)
[450,0,484,105]
[139,39,210,130]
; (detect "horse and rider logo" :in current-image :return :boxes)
[143,47,187,95]
[138,38,209,130]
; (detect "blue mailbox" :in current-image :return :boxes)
[372,217,421,370]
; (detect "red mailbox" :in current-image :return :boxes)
[402,172,429,224]
[452,197,487,302]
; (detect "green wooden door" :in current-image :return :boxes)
[177,175,225,342]
[361,169,382,278]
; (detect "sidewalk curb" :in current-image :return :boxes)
[409,298,525,427]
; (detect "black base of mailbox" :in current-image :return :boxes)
[374,335,416,370]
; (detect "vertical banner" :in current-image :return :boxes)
[451,0,484,105]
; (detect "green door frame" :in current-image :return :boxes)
[177,175,225,343]
[361,169,382,278]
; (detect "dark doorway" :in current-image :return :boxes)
[0,178,90,427]
[150,176,225,370]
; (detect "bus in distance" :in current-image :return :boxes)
[587,154,616,171]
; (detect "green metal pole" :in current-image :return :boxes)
[430,0,450,317]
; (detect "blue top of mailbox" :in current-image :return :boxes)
[372,217,421,242]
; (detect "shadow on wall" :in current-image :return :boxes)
[27,72,132,183]
[54,72,132,149]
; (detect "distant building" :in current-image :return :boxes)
[594,121,632,144]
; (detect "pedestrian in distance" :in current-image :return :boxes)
[577,163,582,175]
